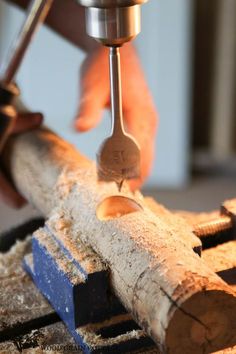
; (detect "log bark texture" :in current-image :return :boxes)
[4,128,236,354]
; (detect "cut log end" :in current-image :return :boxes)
[166,290,236,354]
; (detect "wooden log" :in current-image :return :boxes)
[4,128,236,353]
[2,232,236,353]
[143,197,202,254]
[203,240,236,292]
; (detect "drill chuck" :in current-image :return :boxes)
[86,5,140,45]
[78,1,147,8]
[78,0,148,45]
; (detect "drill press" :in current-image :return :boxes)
[0,0,147,187]
[79,0,148,186]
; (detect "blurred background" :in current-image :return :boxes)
[0,0,235,231]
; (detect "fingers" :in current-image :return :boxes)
[75,47,110,132]
[119,44,158,189]
[0,171,26,208]
[74,43,158,189]
[12,112,43,134]
[75,94,107,132]
[124,102,158,190]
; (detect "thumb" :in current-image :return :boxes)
[13,112,43,134]
[124,103,158,188]
[75,47,110,132]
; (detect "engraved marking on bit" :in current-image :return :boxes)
[117,179,125,192]
[112,150,125,163]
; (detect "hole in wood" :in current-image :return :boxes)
[96,196,143,221]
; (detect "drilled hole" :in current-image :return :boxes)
[96,196,143,221]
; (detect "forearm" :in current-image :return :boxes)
[3,0,98,52]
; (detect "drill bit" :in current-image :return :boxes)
[97,46,141,187]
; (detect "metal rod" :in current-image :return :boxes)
[1,0,54,86]
[194,215,233,238]
[109,46,124,134]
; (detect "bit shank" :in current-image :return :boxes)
[97,45,140,184]
[109,46,124,135]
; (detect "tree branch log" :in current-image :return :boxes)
[4,128,236,353]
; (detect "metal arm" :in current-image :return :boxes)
[1,0,54,86]
[0,0,54,154]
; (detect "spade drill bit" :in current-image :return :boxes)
[97,46,141,186]
[80,1,146,187]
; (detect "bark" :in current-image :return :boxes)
[4,128,236,353]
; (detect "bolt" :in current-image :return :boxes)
[193,216,233,238]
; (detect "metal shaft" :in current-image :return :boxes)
[109,46,124,135]
[1,0,54,86]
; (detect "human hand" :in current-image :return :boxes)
[75,43,158,190]
[0,111,43,208]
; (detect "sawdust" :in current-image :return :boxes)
[203,241,236,273]
[174,210,220,228]
[214,347,236,353]
[144,197,202,252]
[0,237,53,332]
[47,212,107,274]
[78,314,146,349]
[222,199,236,216]
[34,229,86,285]
[0,237,31,278]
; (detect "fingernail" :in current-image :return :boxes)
[74,117,88,132]
[74,118,82,130]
